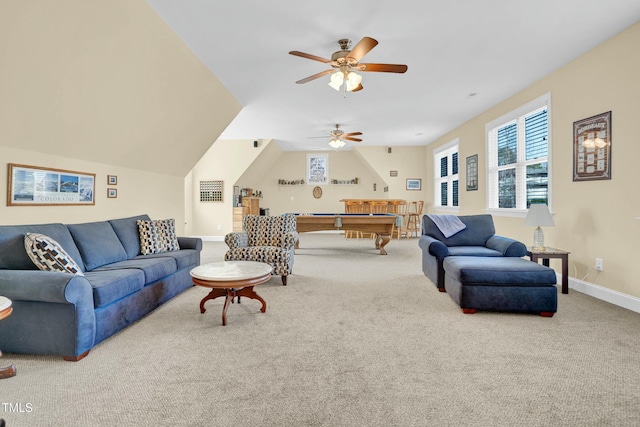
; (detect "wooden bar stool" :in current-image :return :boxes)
[405,201,424,238]
[344,201,364,239]
[368,201,389,239]
[392,201,409,239]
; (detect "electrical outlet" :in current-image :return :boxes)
[217,224,222,230]
[595,258,604,271]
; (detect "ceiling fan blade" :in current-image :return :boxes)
[346,37,378,62]
[295,69,334,84]
[289,51,331,63]
[357,63,408,73]
[343,137,363,142]
[351,83,364,92]
[344,132,363,137]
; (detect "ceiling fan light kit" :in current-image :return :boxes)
[289,36,407,94]
[290,36,407,148]
[328,139,346,149]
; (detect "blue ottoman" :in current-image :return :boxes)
[443,256,558,317]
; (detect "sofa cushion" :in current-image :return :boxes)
[133,249,199,270]
[68,221,128,271]
[444,257,557,286]
[109,214,151,259]
[23,233,84,275]
[448,246,503,257]
[93,257,177,284]
[83,269,145,308]
[0,223,85,271]
[137,219,180,255]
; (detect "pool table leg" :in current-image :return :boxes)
[375,233,390,255]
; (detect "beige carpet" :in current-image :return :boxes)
[2,234,640,426]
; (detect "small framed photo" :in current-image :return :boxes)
[108,175,118,185]
[466,154,478,191]
[406,178,421,191]
[107,188,117,198]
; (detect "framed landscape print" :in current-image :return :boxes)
[7,163,95,206]
[573,111,612,181]
[406,178,421,190]
[466,154,478,191]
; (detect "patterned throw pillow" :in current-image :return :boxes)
[136,219,180,255]
[24,233,84,275]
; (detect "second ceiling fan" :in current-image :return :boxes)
[289,36,408,93]
[317,124,362,149]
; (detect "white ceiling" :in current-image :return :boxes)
[146,0,640,151]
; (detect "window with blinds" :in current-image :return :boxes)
[486,93,551,214]
[434,139,459,210]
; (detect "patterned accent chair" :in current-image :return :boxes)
[224,214,298,285]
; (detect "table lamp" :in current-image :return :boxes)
[524,203,555,251]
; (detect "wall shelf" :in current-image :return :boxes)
[278,179,305,186]
[331,178,358,185]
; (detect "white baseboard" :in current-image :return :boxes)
[564,275,640,314]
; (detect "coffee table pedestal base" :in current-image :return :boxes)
[199,286,267,326]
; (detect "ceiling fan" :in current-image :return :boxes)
[312,124,363,148]
[289,37,408,93]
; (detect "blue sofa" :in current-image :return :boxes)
[0,214,201,361]
[418,214,527,291]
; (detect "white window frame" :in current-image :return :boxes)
[433,138,460,212]
[485,93,552,217]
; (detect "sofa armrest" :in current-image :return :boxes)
[224,232,248,249]
[0,270,94,305]
[178,236,202,252]
[0,270,96,358]
[418,235,449,258]
[281,232,299,250]
[486,235,527,257]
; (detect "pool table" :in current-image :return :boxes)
[293,213,402,255]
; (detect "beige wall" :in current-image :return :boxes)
[186,143,428,236]
[186,139,269,237]
[0,1,241,232]
[231,145,428,217]
[423,22,640,297]
[0,0,240,177]
[0,146,187,232]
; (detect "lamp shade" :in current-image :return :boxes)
[328,71,343,91]
[524,203,555,227]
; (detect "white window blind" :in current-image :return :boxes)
[486,93,551,215]
[434,139,459,210]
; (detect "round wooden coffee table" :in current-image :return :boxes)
[190,261,272,326]
[0,296,17,379]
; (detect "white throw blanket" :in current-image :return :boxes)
[427,214,467,238]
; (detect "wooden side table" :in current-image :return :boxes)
[527,247,570,294]
[0,296,17,379]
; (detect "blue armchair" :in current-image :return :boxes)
[418,214,526,291]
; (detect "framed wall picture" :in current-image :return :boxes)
[107,188,117,198]
[306,154,328,185]
[466,154,478,191]
[108,175,117,185]
[7,163,95,206]
[406,178,421,191]
[573,111,612,181]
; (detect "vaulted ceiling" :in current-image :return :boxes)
[147,0,640,151]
